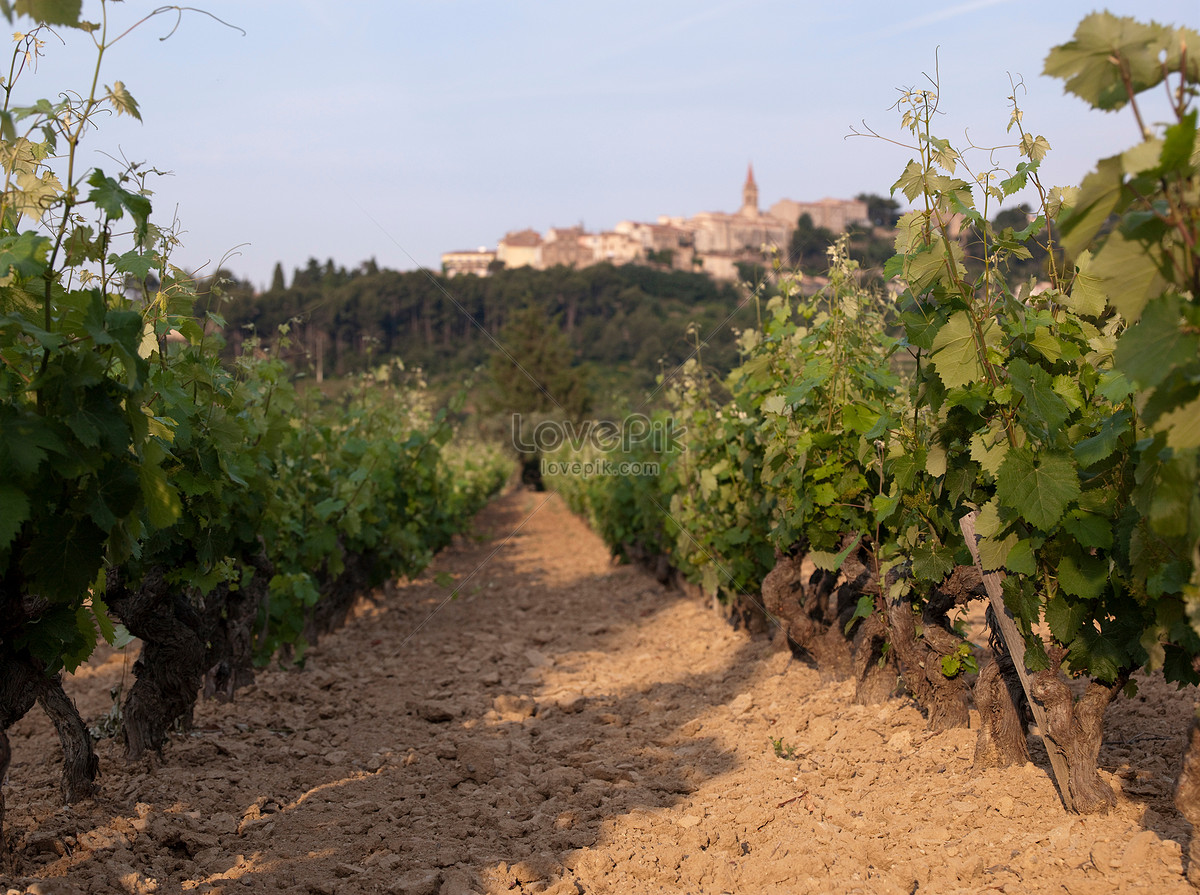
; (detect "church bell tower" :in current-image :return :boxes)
[741,163,759,215]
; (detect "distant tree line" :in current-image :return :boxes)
[210,260,755,407]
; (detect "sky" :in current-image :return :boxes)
[12,0,1200,291]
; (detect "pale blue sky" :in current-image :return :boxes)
[13,1,1199,289]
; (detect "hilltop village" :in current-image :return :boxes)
[441,167,869,282]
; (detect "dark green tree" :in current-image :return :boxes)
[788,213,837,271]
[856,192,902,228]
[485,304,591,421]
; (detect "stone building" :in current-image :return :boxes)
[441,247,497,277]
[613,220,696,270]
[496,229,543,269]
[769,196,870,233]
[540,227,593,269]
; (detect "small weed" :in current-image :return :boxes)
[770,736,797,760]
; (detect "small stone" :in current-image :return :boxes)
[1090,840,1120,873]
[728,693,754,715]
[493,694,536,719]
[77,827,127,855]
[412,701,454,723]
[457,741,497,783]
[438,869,476,895]
[24,832,66,856]
[1122,829,1159,868]
[388,863,441,892]
[678,814,701,828]
[555,691,586,714]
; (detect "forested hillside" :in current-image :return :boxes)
[214,261,755,402]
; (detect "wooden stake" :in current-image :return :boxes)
[959,510,1076,813]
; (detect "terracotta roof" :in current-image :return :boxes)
[501,229,542,247]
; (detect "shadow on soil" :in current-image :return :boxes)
[3,490,769,894]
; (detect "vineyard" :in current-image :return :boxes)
[2,3,1200,895]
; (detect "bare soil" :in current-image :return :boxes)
[2,489,1197,894]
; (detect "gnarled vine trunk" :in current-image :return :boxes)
[109,552,272,759]
[108,567,206,759]
[0,645,98,844]
[886,565,983,731]
[1174,710,1200,885]
[204,552,273,700]
[761,540,859,679]
[36,676,98,804]
[973,606,1030,770]
[0,651,37,848]
[1029,647,1128,814]
[304,547,378,644]
[852,609,897,705]
[760,539,898,701]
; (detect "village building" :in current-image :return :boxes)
[769,196,870,233]
[540,226,593,269]
[440,247,497,277]
[496,229,543,269]
[446,170,873,281]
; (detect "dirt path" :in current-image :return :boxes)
[2,489,1197,894]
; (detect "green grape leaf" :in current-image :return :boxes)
[89,590,117,645]
[1062,510,1114,549]
[1045,594,1089,644]
[1073,409,1131,469]
[912,541,956,582]
[1158,397,1200,450]
[1009,358,1070,436]
[1058,550,1109,602]
[1002,575,1040,627]
[930,311,998,389]
[761,394,786,415]
[1065,250,1108,317]
[1043,12,1171,111]
[1058,156,1124,259]
[87,170,152,239]
[0,231,50,280]
[110,248,156,280]
[106,80,141,120]
[19,514,105,601]
[810,533,862,573]
[969,429,1009,477]
[13,0,82,27]
[1068,626,1126,682]
[996,449,1080,530]
[0,483,31,549]
[1096,369,1134,403]
[1090,229,1165,322]
[1004,537,1035,575]
[139,442,181,528]
[872,492,900,524]
[978,532,1015,571]
[1160,110,1198,173]
[1115,292,1199,387]
[0,410,64,474]
[1029,328,1064,363]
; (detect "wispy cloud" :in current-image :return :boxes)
[882,0,1013,37]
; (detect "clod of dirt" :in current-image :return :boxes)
[410,701,455,723]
